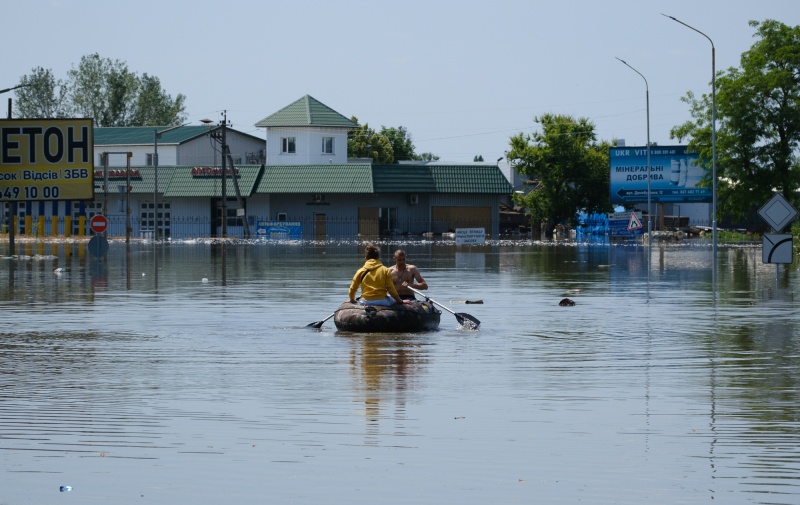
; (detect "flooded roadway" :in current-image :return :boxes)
[1,239,798,504]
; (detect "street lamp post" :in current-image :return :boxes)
[616,57,652,261]
[663,13,717,273]
[1,83,31,256]
[1,83,30,119]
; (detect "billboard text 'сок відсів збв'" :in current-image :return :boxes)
[0,118,94,202]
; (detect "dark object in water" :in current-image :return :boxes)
[334,300,441,332]
[559,298,576,306]
[465,300,484,304]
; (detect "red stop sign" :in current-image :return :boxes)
[90,214,108,234]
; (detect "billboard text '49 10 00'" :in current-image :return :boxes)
[0,118,94,201]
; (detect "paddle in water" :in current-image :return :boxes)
[307,312,336,329]
[407,286,480,329]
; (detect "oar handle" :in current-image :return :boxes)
[407,286,456,315]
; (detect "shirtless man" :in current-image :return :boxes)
[389,249,428,300]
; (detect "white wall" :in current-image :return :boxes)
[98,132,265,167]
[265,126,349,165]
[97,146,173,167]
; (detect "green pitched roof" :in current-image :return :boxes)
[161,165,263,198]
[429,165,513,193]
[372,165,437,193]
[103,165,260,197]
[94,126,262,145]
[100,163,511,197]
[95,166,154,193]
[255,95,356,128]
[256,164,373,193]
[253,163,511,195]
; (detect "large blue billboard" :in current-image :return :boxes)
[609,145,711,204]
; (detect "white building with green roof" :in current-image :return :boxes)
[6,96,513,240]
[255,94,357,165]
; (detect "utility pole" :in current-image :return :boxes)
[125,152,132,244]
[221,111,228,238]
[223,146,251,238]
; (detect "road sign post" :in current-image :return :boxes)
[757,193,798,287]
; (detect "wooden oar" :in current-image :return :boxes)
[407,286,480,329]
[307,312,336,329]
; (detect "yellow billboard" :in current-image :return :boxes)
[0,118,94,201]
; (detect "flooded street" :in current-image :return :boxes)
[1,239,799,504]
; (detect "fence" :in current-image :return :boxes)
[5,214,732,242]
[4,215,499,241]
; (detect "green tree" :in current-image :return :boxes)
[671,20,800,224]
[380,126,415,161]
[68,54,132,125]
[507,113,611,228]
[15,53,186,126]
[13,67,70,118]
[132,74,187,126]
[474,155,484,162]
[348,121,438,163]
[347,117,394,163]
[416,152,440,162]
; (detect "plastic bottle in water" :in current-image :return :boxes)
[60,485,73,492]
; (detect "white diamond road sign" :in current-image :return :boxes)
[758,193,798,232]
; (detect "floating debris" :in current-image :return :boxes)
[559,298,576,306]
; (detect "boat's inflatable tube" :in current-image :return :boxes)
[333,300,441,333]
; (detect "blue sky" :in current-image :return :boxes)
[5,0,798,166]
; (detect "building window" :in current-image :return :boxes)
[73,201,103,236]
[281,137,296,154]
[379,207,398,235]
[146,153,155,166]
[140,202,171,238]
[322,137,334,154]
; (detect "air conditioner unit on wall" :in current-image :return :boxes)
[408,194,419,205]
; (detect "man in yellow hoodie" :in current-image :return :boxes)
[348,244,410,307]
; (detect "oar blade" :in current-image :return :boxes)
[455,312,480,330]
[307,311,336,329]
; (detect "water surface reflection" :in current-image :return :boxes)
[1,239,799,504]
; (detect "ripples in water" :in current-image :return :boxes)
[1,241,799,504]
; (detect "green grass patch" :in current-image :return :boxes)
[717,229,759,243]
